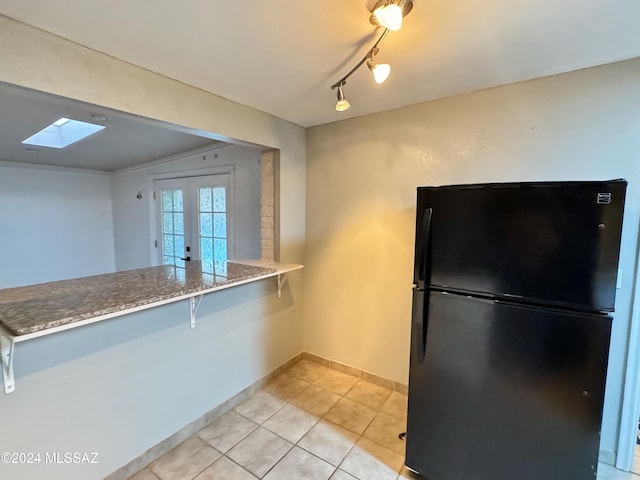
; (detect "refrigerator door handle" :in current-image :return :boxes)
[415,208,433,290]
[411,288,428,364]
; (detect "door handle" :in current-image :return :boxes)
[411,289,427,364]
[415,208,433,290]
[181,256,191,261]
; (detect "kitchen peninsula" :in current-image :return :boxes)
[0,260,302,393]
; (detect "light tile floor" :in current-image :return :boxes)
[127,358,640,480]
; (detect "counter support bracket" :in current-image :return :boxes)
[189,295,203,328]
[277,274,286,298]
[0,335,15,394]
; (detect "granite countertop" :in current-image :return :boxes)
[0,261,278,337]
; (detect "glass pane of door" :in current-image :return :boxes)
[198,185,228,276]
[159,188,186,268]
[155,173,232,271]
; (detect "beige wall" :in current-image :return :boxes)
[3,10,640,474]
[305,58,640,461]
[0,16,305,480]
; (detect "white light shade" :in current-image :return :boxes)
[372,63,391,83]
[373,4,403,31]
[335,99,351,112]
[335,85,351,111]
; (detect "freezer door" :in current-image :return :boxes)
[406,291,611,480]
[414,180,626,311]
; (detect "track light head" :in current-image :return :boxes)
[367,47,391,84]
[335,84,351,112]
[370,0,414,31]
[368,62,391,83]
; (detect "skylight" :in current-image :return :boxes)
[22,117,105,149]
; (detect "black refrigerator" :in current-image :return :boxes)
[406,180,627,480]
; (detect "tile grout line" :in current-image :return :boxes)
[262,360,404,479]
[221,454,263,480]
[188,446,220,480]
[330,396,404,479]
[288,366,397,414]
[232,404,291,479]
[302,352,409,395]
[130,355,407,480]
[244,374,387,478]
[256,442,296,479]
[225,390,328,479]
[283,360,404,463]
[316,359,405,478]
[112,352,307,480]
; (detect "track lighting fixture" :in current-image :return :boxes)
[335,83,351,111]
[367,48,391,84]
[370,0,414,30]
[329,0,414,112]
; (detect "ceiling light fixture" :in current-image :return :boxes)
[329,0,414,112]
[335,83,351,111]
[370,0,414,31]
[367,48,391,84]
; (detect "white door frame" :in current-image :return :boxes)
[149,166,235,266]
[616,276,640,470]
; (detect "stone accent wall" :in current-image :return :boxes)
[260,151,275,261]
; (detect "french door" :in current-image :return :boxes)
[155,174,232,275]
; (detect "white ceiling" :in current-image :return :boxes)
[1,0,639,128]
[0,83,219,171]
